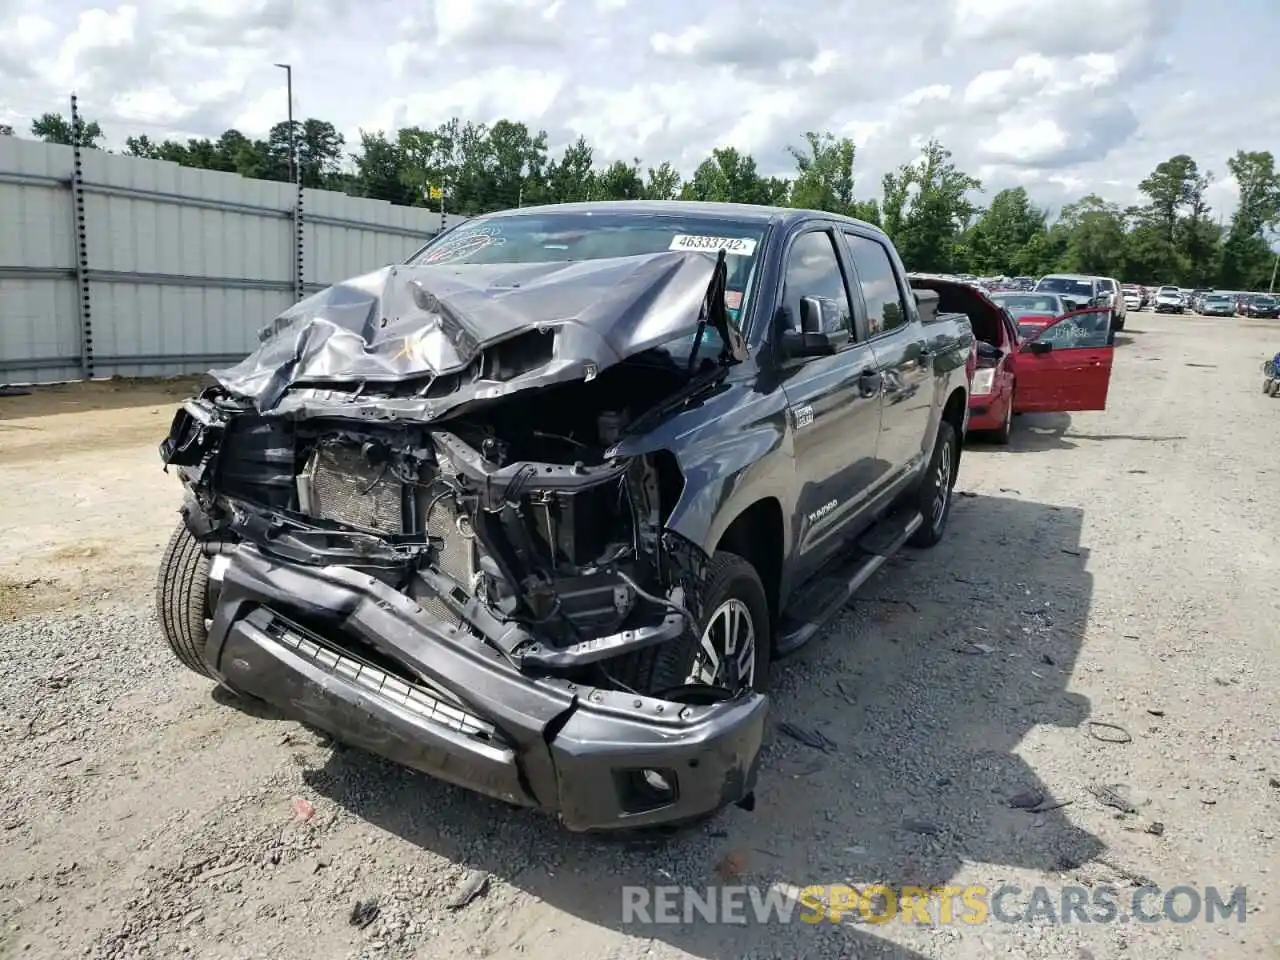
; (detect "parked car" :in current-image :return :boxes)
[153,201,975,831]
[1121,284,1143,312]
[915,282,1116,444]
[1244,294,1280,318]
[1034,274,1124,329]
[989,291,1068,339]
[1095,277,1126,330]
[1199,293,1236,317]
[1153,286,1185,314]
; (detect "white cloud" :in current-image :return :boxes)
[0,0,1276,218]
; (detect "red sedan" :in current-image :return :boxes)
[908,278,1116,444]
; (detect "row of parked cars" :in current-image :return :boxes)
[1139,286,1279,317]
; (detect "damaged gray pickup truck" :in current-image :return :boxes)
[155,201,973,831]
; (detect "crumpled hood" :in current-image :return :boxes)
[211,250,740,412]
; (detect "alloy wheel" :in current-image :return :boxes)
[687,598,757,692]
[932,439,953,529]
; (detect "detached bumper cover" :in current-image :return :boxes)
[205,545,768,831]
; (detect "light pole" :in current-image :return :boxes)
[273,63,295,183]
[1270,250,1278,294]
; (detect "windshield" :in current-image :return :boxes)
[410,210,764,316]
[992,293,1062,315]
[1205,295,1230,303]
[1036,277,1094,296]
[408,210,768,367]
[1158,287,1180,296]
[1256,296,1277,305]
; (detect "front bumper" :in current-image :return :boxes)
[203,544,767,831]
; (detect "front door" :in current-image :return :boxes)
[776,228,883,584]
[1014,307,1115,412]
[841,231,934,483]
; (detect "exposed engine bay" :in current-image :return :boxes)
[164,355,711,691]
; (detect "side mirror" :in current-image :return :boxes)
[914,288,940,323]
[1027,340,1052,355]
[780,296,849,359]
[976,340,1000,360]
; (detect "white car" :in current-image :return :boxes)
[1153,286,1184,314]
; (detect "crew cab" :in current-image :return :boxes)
[912,277,1116,444]
[153,201,973,832]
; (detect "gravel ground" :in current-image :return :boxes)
[1,315,1278,960]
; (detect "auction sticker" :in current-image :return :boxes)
[669,234,758,256]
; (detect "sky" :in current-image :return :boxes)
[1,0,1277,219]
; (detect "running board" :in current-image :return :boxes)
[774,511,923,656]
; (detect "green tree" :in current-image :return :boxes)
[881,140,981,273]
[644,161,681,200]
[31,112,104,148]
[597,159,645,200]
[962,187,1049,275]
[1220,150,1280,288]
[1057,194,1126,275]
[679,147,788,205]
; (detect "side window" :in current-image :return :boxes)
[844,233,907,336]
[1036,310,1111,350]
[780,231,852,333]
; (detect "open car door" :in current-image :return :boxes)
[1013,306,1114,413]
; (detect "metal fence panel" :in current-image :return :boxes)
[0,137,80,383]
[0,135,473,385]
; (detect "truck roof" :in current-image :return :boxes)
[480,199,886,235]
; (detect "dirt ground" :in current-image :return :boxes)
[1,317,1278,960]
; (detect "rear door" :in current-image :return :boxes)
[1014,306,1115,412]
[840,230,934,486]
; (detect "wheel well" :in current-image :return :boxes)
[942,387,966,464]
[714,498,783,628]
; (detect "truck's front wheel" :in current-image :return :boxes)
[618,552,771,699]
[156,520,215,678]
[909,420,958,548]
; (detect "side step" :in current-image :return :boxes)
[774,511,922,656]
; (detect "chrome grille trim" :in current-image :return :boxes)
[263,614,497,740]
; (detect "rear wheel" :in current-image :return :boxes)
[909,420,958,548]
[156,520,214,678]
[618,552,771,699]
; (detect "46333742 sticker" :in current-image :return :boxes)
[668,235,758,256]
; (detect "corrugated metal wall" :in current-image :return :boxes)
[0,136,471,384]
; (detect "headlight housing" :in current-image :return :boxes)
[972,368,996,395]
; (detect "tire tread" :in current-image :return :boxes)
[155,520,214,677]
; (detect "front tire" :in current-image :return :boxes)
[620,552,771,698]
[156,520,214,678]
[909,420,958,548]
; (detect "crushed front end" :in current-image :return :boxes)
[160,367,766,830]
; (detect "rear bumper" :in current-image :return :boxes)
[967,390,1009,430]
[205,545,768,831]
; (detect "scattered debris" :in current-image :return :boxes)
[777,722,837,752]
[1145,822,1165,836]
[1041,653,1056,666]
[446,869,490,910]
[1060,548,1082,557]
[861,596,919,613]
[1087,783,1138,814]
[902,818,942,837]
[1200,797,1217,805]
[1008,789,1045,810]
[349,898,380,928]
[1097,856,1155,888]
[1029,798,1073,814]
[1146,708,1165,717]
[1127,469,1148,474]
[953,641,996,655]
[290,796,315,822]
[1088,721,1133,744]
[714,851,749,880]
[199,862,246,882]
[1269,777,1280,789]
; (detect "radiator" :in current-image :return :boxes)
[299,443,405,533]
